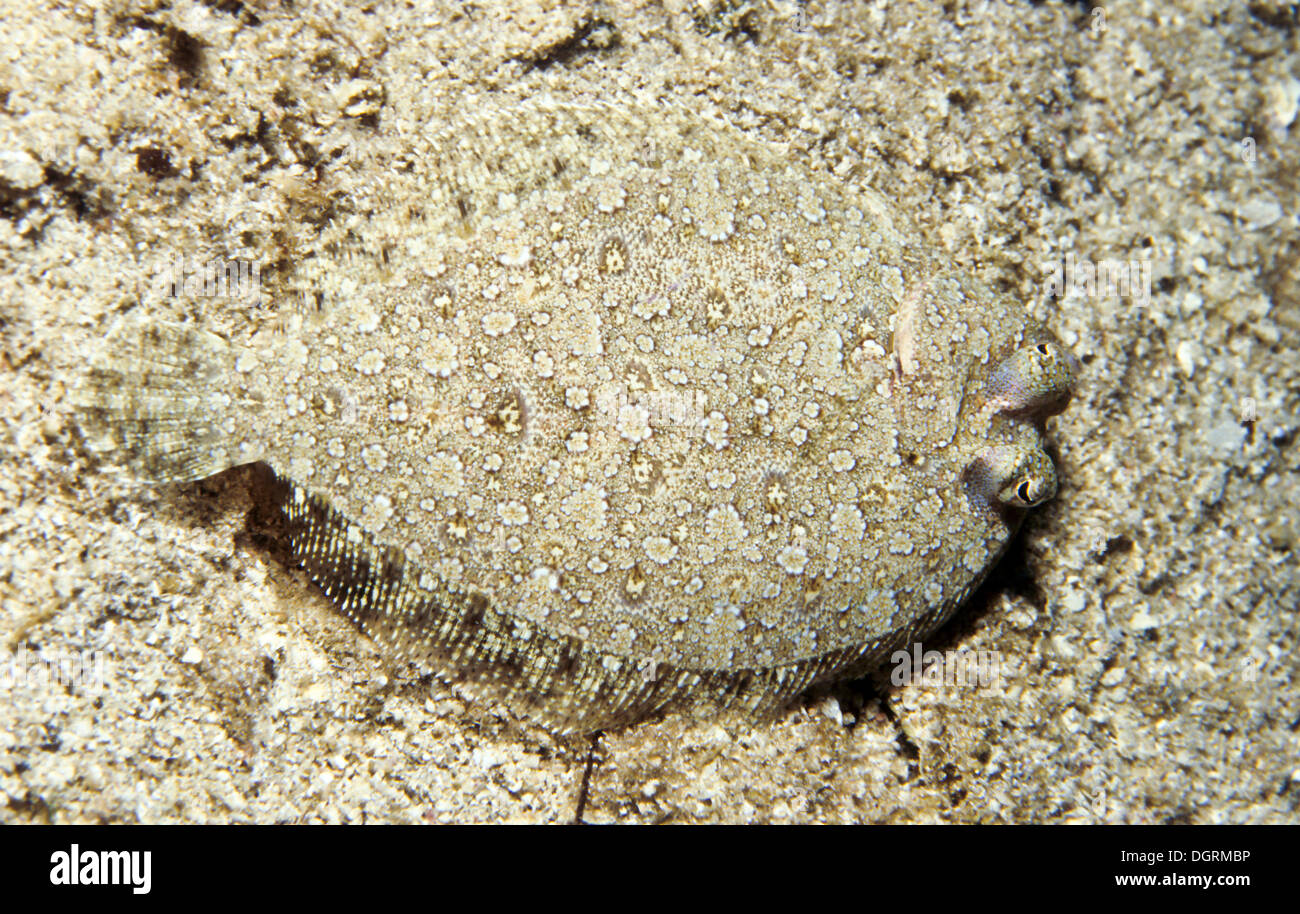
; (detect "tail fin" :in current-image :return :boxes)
[73,320,262,484]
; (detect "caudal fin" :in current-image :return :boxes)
[73,320,262,484]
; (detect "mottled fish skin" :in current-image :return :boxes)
[75,95,1074,732]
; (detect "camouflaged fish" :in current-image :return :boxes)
[74,94,1075,733]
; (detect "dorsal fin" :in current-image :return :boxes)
[272,473,878,733]
[409,92,777,240]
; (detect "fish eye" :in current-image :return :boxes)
[985,339,1077,417]
[967,444,1058,510]
[999,471,1054,508]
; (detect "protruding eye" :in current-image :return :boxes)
[967,444,1058,510]
[985,339,1077,417]
[997,469,1055,508]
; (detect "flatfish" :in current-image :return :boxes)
[74,94,1075,732]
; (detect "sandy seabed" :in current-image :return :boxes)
[0,0,1296,823]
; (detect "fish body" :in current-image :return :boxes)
[76,96,1074,732]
